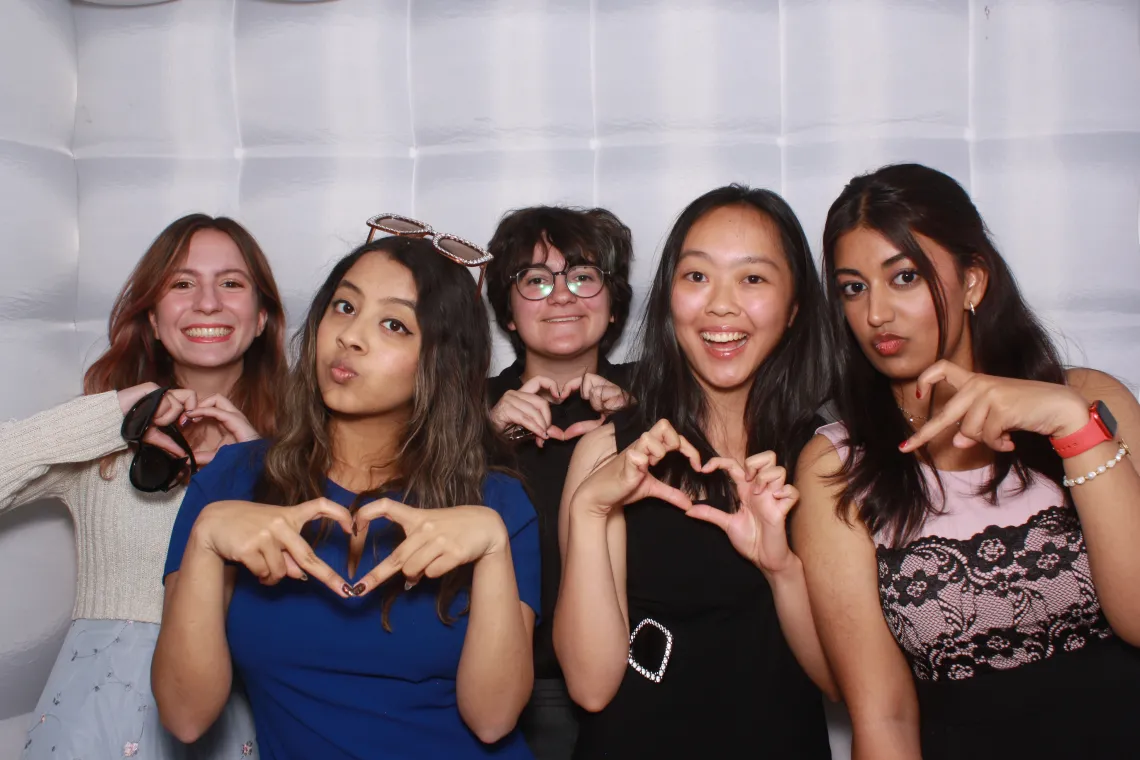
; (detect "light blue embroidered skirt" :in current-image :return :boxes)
[22,619,257,759]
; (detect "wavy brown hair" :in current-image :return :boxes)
[254,236,506,629]
[83,213,287,442]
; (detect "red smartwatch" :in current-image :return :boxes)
[1050,401,1117,458]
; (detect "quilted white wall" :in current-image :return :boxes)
[0,0,1137,756]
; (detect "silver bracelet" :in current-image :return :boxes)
[1062,441,1130,488]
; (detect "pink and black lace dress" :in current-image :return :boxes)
[819,422,1140,759]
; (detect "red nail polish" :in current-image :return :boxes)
[342,583,354,596]
[916,388,922,399]
[352,583,366,596]
[898,441,908,451]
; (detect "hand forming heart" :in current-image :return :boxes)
[346,498,510,596]
[196,497,356,597]
[675,452,801,575]
[570,418,704,518]
[494,372,633,447]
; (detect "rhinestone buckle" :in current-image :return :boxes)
[627,618,673,683]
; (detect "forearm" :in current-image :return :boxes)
[456,546,533,743]
[767,556,839,700]
[1066,441,1140,644]
[0,391,126,510]
[553,508,628,711]
[152,532,233,742]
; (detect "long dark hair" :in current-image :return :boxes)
[821,163,1069,546]
[486,205,634,359]
[255,236,505,628]
[84,213,287,439]
[629,185,832,508]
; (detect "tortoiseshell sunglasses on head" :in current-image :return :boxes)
[365,213,492,290]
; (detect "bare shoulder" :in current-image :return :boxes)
[795,433,847,513]
[1066,367,1140,408]
[798,432,842,479]
[792,432,871,544]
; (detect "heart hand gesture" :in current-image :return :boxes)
[557,372,633,440]
[679,452,800,575]
[194,497,355,596]
[571,418,703,518]
[347,499,510,596]
[492,375,568,446]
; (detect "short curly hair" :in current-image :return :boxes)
[486,206,634,360]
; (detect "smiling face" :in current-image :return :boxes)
[507,241,613,364]
[315,251,422,419]
[148,228,267,377]
[833,226,984,380]
[669,204,798,397]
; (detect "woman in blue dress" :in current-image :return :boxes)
[152,229,541,760]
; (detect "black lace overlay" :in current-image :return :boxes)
[877,505,1114,682]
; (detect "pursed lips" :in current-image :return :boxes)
[329,360,358,383]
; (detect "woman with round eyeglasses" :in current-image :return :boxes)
[484,205,635,760]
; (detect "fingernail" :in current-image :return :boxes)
[342,583,355,597]
[352,583,366,596]
[404,580,416,591]
[898,441,908,451]
[916,388,922,399]
[300,572,309,582]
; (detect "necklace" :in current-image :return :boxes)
[897,406,962,429]
[898,406,927,425]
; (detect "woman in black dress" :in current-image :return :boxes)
[554,186,837,758]
[484,206,636,760]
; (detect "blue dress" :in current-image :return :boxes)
[163,441,541,760]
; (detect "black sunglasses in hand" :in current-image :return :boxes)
[120,386,199,493]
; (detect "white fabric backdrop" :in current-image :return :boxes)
[1,0,1138,756]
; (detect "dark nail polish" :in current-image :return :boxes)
[352,583,366,596]
[342,583,355,597]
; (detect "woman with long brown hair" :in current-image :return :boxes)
[153,230,540,760]
[4,213,286,759]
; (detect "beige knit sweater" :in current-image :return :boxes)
[0,391,183,625]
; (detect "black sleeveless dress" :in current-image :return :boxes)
[573,419,832,759]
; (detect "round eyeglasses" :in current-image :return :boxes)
[512,265,607,301]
